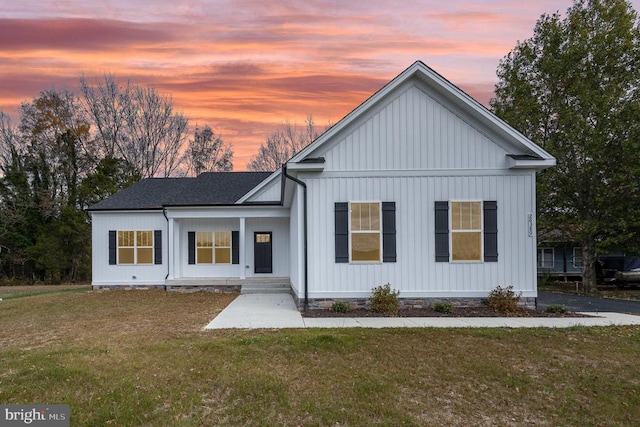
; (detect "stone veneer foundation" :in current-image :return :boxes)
[294,295,537,311]
[92,284,241,293]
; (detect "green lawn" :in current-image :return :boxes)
[1,288,639,426]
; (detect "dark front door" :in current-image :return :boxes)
[254,232,272,274]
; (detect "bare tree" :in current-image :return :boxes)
[184,124,233,175]
[80,74,189,178]
[247,114,321,172]
[79,74,129,159]
[0,111,18,171]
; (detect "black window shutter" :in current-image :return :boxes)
[335,202,349,263]
[484,201,498,262]
[435,201,449,262]
[188,231,195,265]
[109,230,117,265]
[231,230,239,264]
[154,230,162,265]
[382,202,396,262]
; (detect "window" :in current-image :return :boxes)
[117,230,153,264]
[537,248,554,268]
[196,232,213,264]
[335,202,396,264]
[450,201,482,261]
[196,231,231,264]
[255,233,271,243]
[215,231,231,264]
[435,200,497,263]
[572,247,583,268]
[350,202,381,262]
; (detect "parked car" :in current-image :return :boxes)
[614,270,640,288]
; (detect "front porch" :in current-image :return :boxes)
[165,208,292,282]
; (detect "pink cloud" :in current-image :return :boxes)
[0,18,177,51]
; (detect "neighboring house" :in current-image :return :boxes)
[537,242,583,280]
[89,61,555,309]
[537,240,640,284]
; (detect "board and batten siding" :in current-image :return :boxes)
[302,172,537,298]
[91,211,168,286]
[316,84,512,171]
[246,176,282,202]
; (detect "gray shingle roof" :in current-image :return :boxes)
[88,172,273,211]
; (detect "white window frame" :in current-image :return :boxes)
[196,231,213,264]
[537,247,555,268]
[572,247,583,269]
[450,200,483,262]
[196,231,232,264]
[349,201,382,263]
[214,231,232,265]
[117,230,153,265]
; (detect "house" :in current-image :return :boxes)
[537,241,583,281]
[88,61,556,310]
[537,239,640,285]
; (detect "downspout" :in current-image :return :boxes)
[282,165,308,311]
[163,207,170,287]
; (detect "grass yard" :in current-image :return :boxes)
[1,288,639,426]
[0,284,91,300]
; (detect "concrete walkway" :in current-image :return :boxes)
[204,294,640,330]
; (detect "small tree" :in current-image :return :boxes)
[184,125,233,175]
[247,115,320,172]
[0,111,18,170]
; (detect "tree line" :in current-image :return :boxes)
[0,74,320,282]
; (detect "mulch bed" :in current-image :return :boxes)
[302,306,589,318]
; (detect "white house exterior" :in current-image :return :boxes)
[89,61,555,309]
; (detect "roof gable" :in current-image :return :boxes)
[237,169,283,203]
[289,61,555,170]
[317,84,515,171]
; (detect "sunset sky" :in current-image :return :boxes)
[1,0,639,170]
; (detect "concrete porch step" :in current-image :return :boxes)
[241,283,291,294]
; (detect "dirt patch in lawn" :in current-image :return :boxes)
[303,306,590,318]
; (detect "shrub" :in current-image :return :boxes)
[369,284,400,316]
[331,301,350,313]
[546,304,568,314]
[432,301,454,314]
[485,285,522,315]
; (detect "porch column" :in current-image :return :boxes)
[167,218,175,280]
[240,217,246,279]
